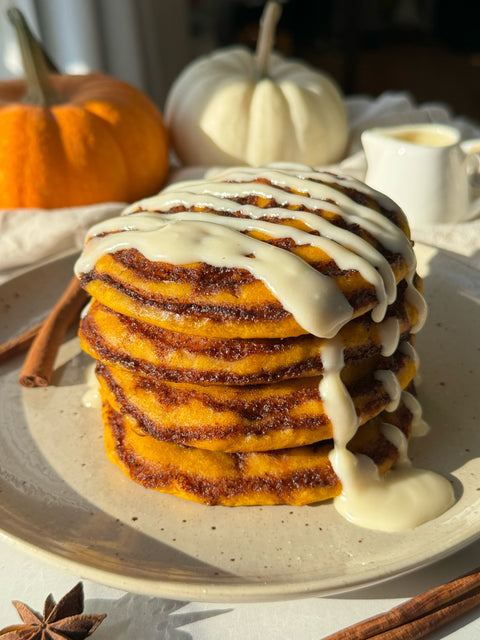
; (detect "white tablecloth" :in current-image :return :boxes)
[1,91,480,638]
[0,537,479,639]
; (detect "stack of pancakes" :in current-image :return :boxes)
[75,163,425,506]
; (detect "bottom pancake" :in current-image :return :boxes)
[103,398,414,506]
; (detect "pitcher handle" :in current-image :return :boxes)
[461,138,480,220]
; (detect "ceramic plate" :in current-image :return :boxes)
[0,245,479,602]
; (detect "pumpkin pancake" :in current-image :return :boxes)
[79,279,419,385]
[103,397,414,506]
[75,165,419,340]
[95,340,416,452]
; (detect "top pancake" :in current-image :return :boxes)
[75,164,419,340]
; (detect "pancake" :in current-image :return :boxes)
[76,165,420,340]
[103,396,414,506]
[95,340,417,452]
[79,277,420,385]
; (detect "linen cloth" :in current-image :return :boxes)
[0,201,125,277]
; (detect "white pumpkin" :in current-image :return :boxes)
[165,2,348,167]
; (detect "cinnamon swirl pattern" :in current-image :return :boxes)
[75,163,427,506]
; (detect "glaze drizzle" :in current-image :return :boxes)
[76,163,452,529]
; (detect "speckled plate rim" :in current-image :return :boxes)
[1,525,479,602]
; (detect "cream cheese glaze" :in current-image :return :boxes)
[374,369,402,412]
[378,317,401,357]
[75,163,453,529]
[82,363,101,409]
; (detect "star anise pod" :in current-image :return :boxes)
[0,582,106,640]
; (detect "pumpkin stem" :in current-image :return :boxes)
[255,1,282,79]
[7,7,63,107]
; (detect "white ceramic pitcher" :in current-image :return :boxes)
[361,123,480,226]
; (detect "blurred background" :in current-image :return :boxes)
[1,0,479,122]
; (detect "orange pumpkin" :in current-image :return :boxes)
[0,9,169,209]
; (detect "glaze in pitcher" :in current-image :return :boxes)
[362,123,480,226]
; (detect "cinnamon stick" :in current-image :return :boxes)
[19,276,88,387]
[0,321,43,364]
[322,566,480,640]
[366,589,480,640]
